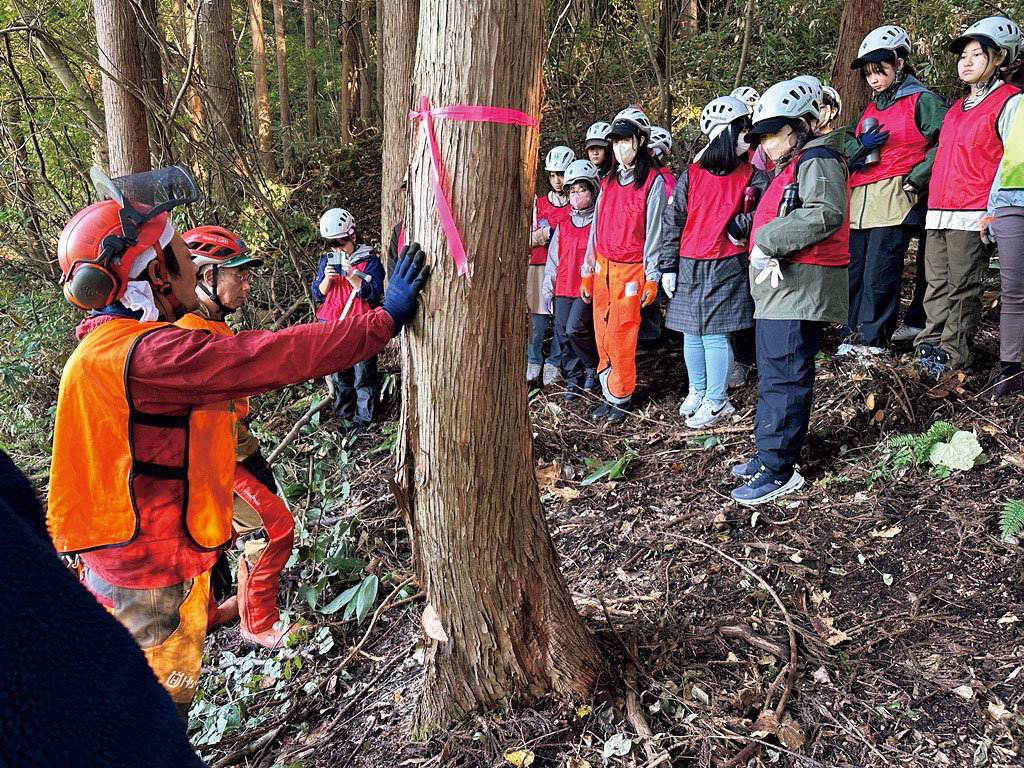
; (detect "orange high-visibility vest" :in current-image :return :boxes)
[175,311,249,424]
[47,318,235,555]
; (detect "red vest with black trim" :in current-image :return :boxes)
[929,84,1019,212]
[554,216,592,297]
[594,171,658,263]
[531,195,572,266]
[679,161,752,261]
[752,149,851,267]
[850,92,931,188]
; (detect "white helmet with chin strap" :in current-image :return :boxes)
[544,145,576,173]
[700,96,750,140]
[950,16,1022,63]
[609,106,652,139]
[752,79,820,123]
[563,159,600,192]
[320,208,356,240]
[821,85,842,119]
[649,126,673,156]
[730,86,760,107]
[851,25,912,68]
[585,121,612,147]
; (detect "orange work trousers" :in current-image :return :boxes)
[592,253,644,403]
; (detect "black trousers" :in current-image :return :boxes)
[332,355,380,426]
[565,296,598,372]
[754,319,825,474]
[553,297,588,387]
[732,327,757,368]
[904,230,928,329]
[844,225,912,347]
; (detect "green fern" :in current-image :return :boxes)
[883,421,959,463]
[1000,499,1024,540]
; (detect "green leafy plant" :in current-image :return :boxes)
[582,451,636,485]
[880,421,985,476]
[884,420,958,463]
[1000,499,1024,540]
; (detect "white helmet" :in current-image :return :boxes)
[851,25,911,68]
[563,159,600,191]
[585,121,612,147]
[320,207,355,240]
[649,126,673,156]
[609,106,652,139]
[700,96,750,140]
[792,76,823,120]
[544,145,576,173]
[950,16,1022,63]
[751,79,820,129]
[730,86,760,107]
[821,85,842,118]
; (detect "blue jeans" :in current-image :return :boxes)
[683,333,733,403]
[528,312,561,367]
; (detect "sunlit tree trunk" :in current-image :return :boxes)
[339,0,356,145]
[248,0,278,175]
[303,0,319,137]
[272,0,294,176]
[830,0,882,121]
[357,2,372,126]
[92,0,151,174]
[396,0,603,732]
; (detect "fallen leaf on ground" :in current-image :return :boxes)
[504,749,535,766]
[871,524,902,538]
[952,684,975,700]
[810,614,850,646]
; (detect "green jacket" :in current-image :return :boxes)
[751,134,849,324]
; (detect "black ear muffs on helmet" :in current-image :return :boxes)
[61,216,140,310]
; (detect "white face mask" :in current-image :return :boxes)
[613,137,638,168]
[735,130,750,156]
[761,125,797,163]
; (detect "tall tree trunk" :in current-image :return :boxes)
[379,0,418,260]
[272,0,294,176]
[357,2,372,125]
[183,0,205,134]
[339,0,356,145]
[830,0,882,121]
[248,0,277,175]
[303,0,319,137]
[30,31,109,167]
[199,0,243,145]
[92,0,151,174]
[398,0,603,731]
[133,0,174,163]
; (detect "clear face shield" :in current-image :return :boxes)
[91,165,200,222]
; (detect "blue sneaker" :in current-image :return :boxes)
[730,457,761,479]
[731,466,805,506]
[592,402,611,420]
[584,371,598,391]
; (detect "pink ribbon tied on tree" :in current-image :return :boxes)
[409,96,540,276]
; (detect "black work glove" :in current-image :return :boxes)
[381,242,431,333]
[241,450,278,493]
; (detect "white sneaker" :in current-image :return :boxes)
[728,361,751,389]
[835,343,858,357]
[542,363,560,386]
[685,398,735,428]
[891,324,923,343]
[526,363,542,382]
[678,388,705,417]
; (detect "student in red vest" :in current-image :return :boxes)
[528,145,575,385]
[917,16,1021,374]
[730,80,851,505]
[580,105,666,423]
[585,121,614,178]
[839,25,947,356]
[649,126,676,198]
[661,96,770,429]
[542,159,601,400]
[312,208,387,431]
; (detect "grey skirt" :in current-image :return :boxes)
[664,253,755,335]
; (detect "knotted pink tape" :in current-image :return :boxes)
[409,96,540,276]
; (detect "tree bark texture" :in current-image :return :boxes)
[303,0,320,137]
[181,0,205,135]
[398,0,603,731]
[132,0,175,164]
[92,0,151,174]
[339,0,356,145]
[357,2,373,125]
[829,0,882,122]
[272,0,294,175]
[199,0,243,146]
[379,0,418,252]
[248,0,278,175]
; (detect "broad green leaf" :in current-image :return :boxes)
[319,583,359,615]
[929,431,983,471]
[354,574,379,624]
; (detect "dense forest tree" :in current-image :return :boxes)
[272,0,294,176]
[248,0,277,175]
[830,0,883,120]
[397,0,603,729]
[303,0,320,138]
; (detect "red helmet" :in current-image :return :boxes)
[182,226,262,269]
[58,199,173,310]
